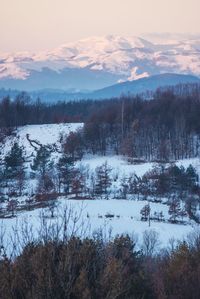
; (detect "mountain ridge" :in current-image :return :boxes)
[1,35,200,91]
[1,73,199,102]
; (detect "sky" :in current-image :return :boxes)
[1,0,200,52]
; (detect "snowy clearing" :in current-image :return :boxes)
[0,198,196,253]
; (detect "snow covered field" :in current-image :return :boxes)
[76,155,154,178]
[77,155,200,180]
[0,123,200,251]
[0,198,196,254]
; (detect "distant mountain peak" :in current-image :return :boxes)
[0,35,200,91]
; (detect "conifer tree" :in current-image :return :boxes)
[95,162,112,197]
[140,204,150,222]
[4,142,25,195]
[168,196,181,222]
[56,154,74,194]
[31,146,51,176]
[4,141,25,179]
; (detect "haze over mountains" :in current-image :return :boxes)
[1,34,200,100]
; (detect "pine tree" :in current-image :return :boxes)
[71,169,85,198]
[140,204,150,222]
[169,165,184,193]
[186,164,198,191]
[56,154,74,194]
[31,146,55,196]
[31,146,51,176]
[168,196,181,222]
[4,142,24,179]
[120,176,129,199]
[95,162,112,198]
[37,173,55,194]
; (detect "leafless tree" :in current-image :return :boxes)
[142,229,160,256]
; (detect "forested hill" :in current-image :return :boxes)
[0,83,200,128]
[1,74,199,102]
[0,87,200,162]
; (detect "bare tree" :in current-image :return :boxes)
[142,229,160,256]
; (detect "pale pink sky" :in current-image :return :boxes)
[1,0,200,52]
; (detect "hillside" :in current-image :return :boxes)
[84,73,200,99]
[0,123,199,252]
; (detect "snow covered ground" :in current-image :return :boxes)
[77,154,200,178]
[1,123,83,157]
[0,198,196,255]
[0,123,200,252]
[76,155,154,178]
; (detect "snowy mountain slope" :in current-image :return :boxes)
[1,35,200,91]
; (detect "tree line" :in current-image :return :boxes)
[1,86,200,162]
[0,230,200,299]
[0,93,118,127]
[79,91,200,160]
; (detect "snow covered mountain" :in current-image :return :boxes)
[1,35,200,91]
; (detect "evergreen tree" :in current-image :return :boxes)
[37,173,55,194]
[140,204,150,221]
[31,146,54,195]
[186,164,198,191]
[31,146,51,176]
[168,196,181,222]
[120,176,129,199]
[95,162,112,197]
[169,165,185,192]
[56,154,74,194]
[185,196,198,221]
[156,165,169,195]
[4,142,25,179]
[71,169,85,198]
